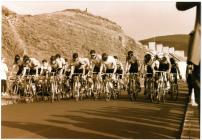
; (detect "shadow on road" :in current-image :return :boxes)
[2,82,189,139]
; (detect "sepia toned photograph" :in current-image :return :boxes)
[1,1,200,139]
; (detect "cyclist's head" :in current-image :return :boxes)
[154,55,159,60]
[50,55,56,62]
[144,53,152,63]
[25,57,30,64]
[42,59,47,63]
[161,56,167,62]
[128,51,133,59]
[90,50,96,55]
[65,58,68,62]
[23,55,29,62]
[128,51,133,57]
[73,53,78,60]
[55,54,61,59]
[170,57,176,64]
[102,53,108,61]
[114,56,118,60]
[14,54,20,63]
[90,50,96,59]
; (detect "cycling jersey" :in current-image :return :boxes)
[171,63,179,73]
[101,56,116,70]
[90,54,102,73]
[159,62,170,71]
[144,64,153,77]
[126,56,139,73]
[30,58,41,69]
[50,61,59,74]
[56,57,66,69]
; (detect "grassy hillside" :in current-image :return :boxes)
[2,7,145,69]
[140,34,190,56]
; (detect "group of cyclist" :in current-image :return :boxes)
[9,49,182,102]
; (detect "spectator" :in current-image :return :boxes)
[1,57,8,96]
[176,2,200,106]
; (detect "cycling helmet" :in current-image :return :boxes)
[127,51,133,56]
[102,53,108,61]
[50,55,56,61]
[55,54,61,58]
[25,57,30,64]
[23,55,29,62]
[161,56,167,62]
[90,50,96,55]
[114,56,118,59]
[14,54,20,63]
[42,59,47,63]
[73,53,78,59]
[170,57,176,64]
[144,53,152,63]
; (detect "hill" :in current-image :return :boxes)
[140,34,190,56]
[2,6,145,69]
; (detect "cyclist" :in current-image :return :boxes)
[158,55,171,89]
[143,53,155,95]
[10,54,24,76]
[170,57,182,83]
[99,53,117,79]
[64,58,71,77]
[49,55,59,76]
[55,54,66,75]
[69,53,87,79]
[22,56,41,76]
[89,50,102,74]
[125,51,141,93]
[114,56,124,79]
[40,59,51,76]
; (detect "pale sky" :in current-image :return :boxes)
[2,1,196,41]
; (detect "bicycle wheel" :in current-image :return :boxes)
[171,84,178,100]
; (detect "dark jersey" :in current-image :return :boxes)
[159,62,170,71]
[126,56,139,73]
[171,64,178,73]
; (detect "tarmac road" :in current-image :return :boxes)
[1,81,189,139]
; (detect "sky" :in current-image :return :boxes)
[2,1,196,41]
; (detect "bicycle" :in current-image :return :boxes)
[102,73,117,101]
[169,73,178,100]
[143,73,155,102]
[8,76,22,104]
[127,73,140,102]
[23,75,38,103]
[90,72,102,100]
[72,73,83,101]
[155,71,169,103]
[49,72,60,103]
[114,74,124,99]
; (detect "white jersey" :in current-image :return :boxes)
[152,60,160,71]
[0,61,8,80]
[101,56,116,69]
[89,54,102,67]
[56,57,66,69]
[80,57,90,68]
[30,58,41,68]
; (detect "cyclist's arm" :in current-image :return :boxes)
[70,65,75,77]
[137,60,141,72]
[22,66,29,77]
[125,61,130,73]
[113,60,117,74]
[120,62,125,75]
[176,64,182,78]
[99,63,104,75]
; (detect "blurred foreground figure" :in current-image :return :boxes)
[176,2,200,107]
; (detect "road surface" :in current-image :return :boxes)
[2,81,189,139]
